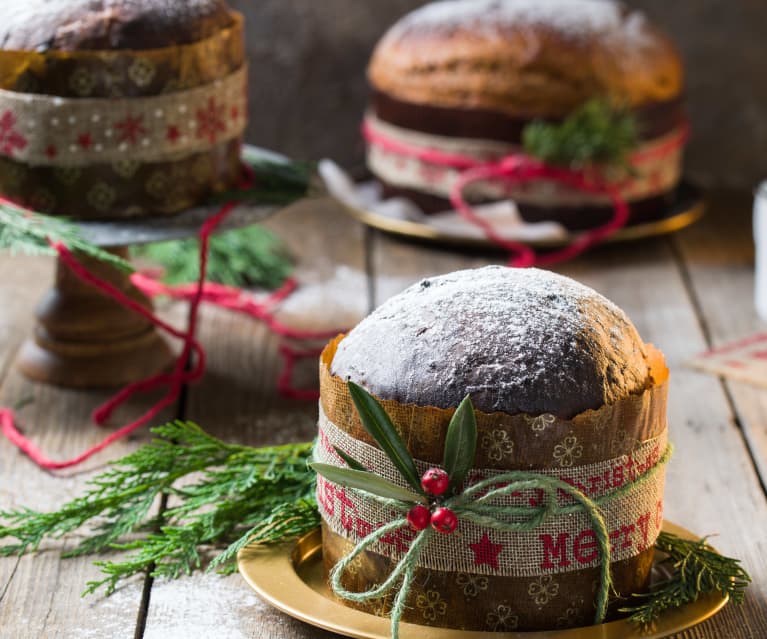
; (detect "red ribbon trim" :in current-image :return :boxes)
[0,170,344,471]
[363,120,689,267]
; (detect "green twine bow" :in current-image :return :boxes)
[311,383,672,639]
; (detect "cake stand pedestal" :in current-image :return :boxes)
[17,246,174,388]
[15,145,290,388]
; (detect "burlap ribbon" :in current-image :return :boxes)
[364,112,687,207]
[0,66,247,166]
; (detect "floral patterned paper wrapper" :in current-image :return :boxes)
[0,12,246,219]
[317,335,670,632]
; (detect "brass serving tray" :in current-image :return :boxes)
[339,181,704,250]
[238,521,728,639]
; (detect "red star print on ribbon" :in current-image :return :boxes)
[468,532,504,571]
[0,111,27,156]
[114,114,147,144]
[77,133,93,150]
[196,97,226,144]
[166,125,181,142]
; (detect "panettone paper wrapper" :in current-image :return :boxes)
[0,13,246,218]
[318,335,670,632]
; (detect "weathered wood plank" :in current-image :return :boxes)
[671,191,767,489]
[141,199,369,637]
[0,253,180,639]
[559,239,767,638]
[0,255,52,374]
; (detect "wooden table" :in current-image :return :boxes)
[1,192,766,638]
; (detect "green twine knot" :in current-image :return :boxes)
[325,444,673,639]
[330,476,610,639]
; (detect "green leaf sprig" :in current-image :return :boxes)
[620,532,752,630]
[311,382,477,505]
[442,395,477,493]
[0,199,132,271]
[0,421,318,595]
[522,99,639,171]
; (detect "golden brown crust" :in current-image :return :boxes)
[368,0,684,118]
[0,0,233,52]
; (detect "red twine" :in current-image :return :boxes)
[362,120,689,267]
[1,174,344,471]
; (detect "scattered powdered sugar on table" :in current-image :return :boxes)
[141,573,258,639]
[332,266,649,418]
[384,0,651,46]
[275,264,368,330]
[69,581,145,639]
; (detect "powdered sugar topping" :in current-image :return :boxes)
[332,266,649,418]
[384,0,651,47]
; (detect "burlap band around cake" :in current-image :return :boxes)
[0,66,247,166]
[365,112,686,208]
[318,335,670,631]
[316,409,666,577]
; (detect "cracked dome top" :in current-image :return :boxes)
[331,266,652,418]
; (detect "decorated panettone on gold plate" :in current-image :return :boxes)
[364,0,689,231]
[0,0,247,218]
[313,266,671,633]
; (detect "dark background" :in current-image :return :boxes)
[229,0,766,189]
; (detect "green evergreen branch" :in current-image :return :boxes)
[133,225,293,289]
[133,155,314,288]
[620,532,752,630]
[0,200,132,271]
[523,99,639,171]
[0,421,750,624]
[0,421,318,595]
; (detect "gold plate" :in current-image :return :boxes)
[338,181,705,250]
[238,521,728,639]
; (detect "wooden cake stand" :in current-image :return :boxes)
[16,147,289,389]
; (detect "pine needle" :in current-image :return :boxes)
[619,532,752,630]
[133,156,314,288]
[0,422,318,595]
[523,99,639,171]
[0,200,132,271]
[133,225,293,289]
[0,421,751,620]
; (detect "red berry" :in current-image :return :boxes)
[431,507,458,534]
[421,468,450,496]
[407,504,431,531]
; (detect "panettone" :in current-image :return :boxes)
[0,0,247,218]
[317,266,670,631]
[365,0,688,231]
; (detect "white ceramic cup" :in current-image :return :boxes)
[754,182,767,321]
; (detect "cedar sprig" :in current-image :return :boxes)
[620,531,752,629]
[0,421,318,595]
[0,199,132,271]
[133,153,312,288]
[523,99,639,171]
[133,225,293,289]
